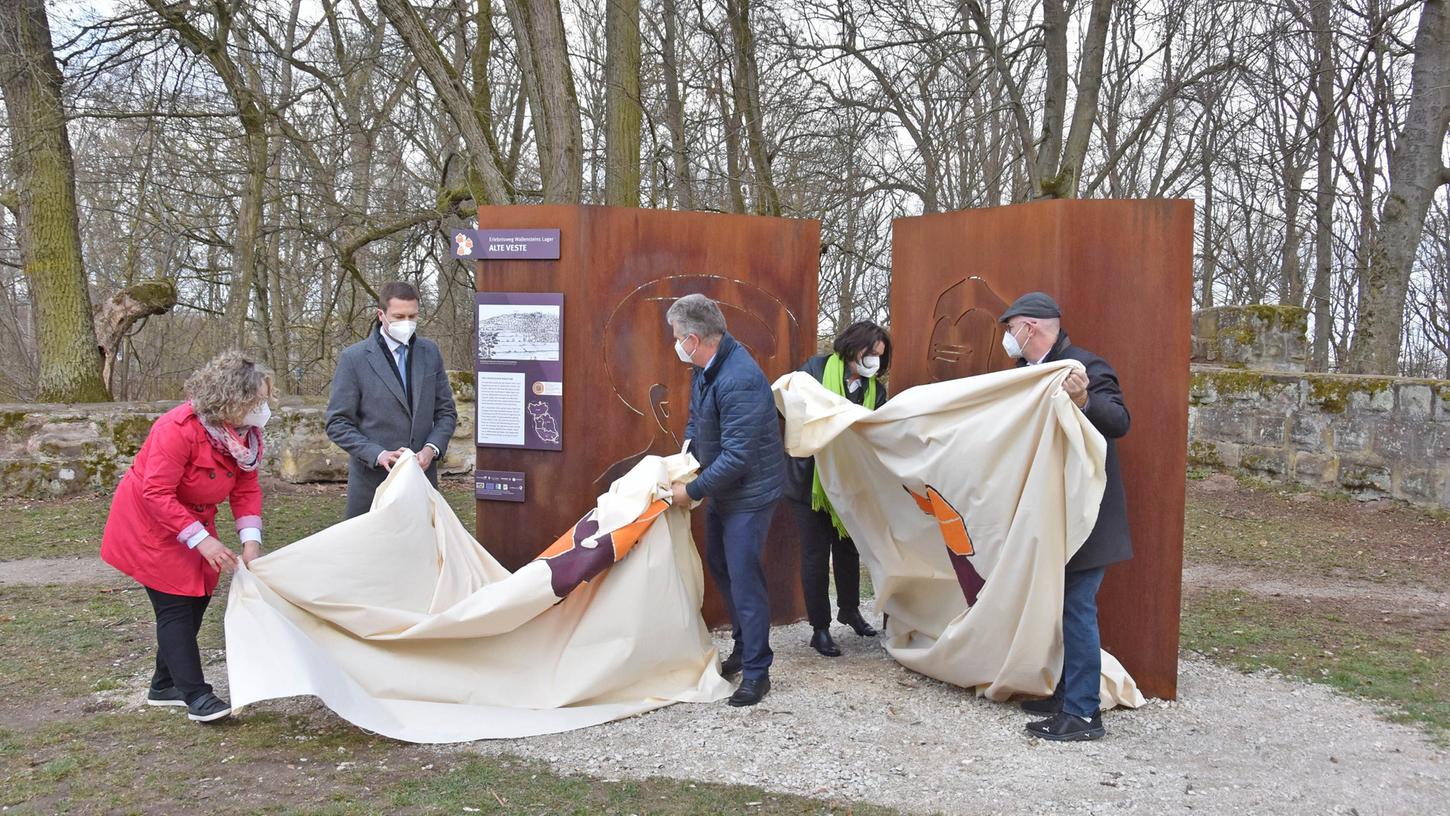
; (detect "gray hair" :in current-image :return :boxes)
[665,294,727,340]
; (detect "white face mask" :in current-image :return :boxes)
[241,401,271,429]
[855,355,881,378]
[1002,325,1026,359]
[385,318,417,344]
[675,336,696,364]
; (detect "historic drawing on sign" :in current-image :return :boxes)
[476,304,562,362]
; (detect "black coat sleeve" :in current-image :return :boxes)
[1082,355,1130,439]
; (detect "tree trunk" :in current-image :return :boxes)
[1053,0,1114,198]
[660,0,695,209]
[377,0,511,204]
[506,0,584,202]
[94,281,178,390]
[1037,0,1069,187]
[604,0,642,206]
[1199,132,1215,309]
[1346,0,1450,374]
[1309,0,1335,371]
[0,0,111,401]
[725,0,780,215]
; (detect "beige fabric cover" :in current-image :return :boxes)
[224,451,731,743]
[773,362,1145,709]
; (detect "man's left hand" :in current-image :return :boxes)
[1063,369,1089,408]
[417,446,436,470]
[670,482,692,506]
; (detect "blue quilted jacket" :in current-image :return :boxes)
[683,333,785,512]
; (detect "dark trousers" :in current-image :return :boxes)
[145,587,213,704]
[1053,566,1106,718]
[704,503,776,681]
[790,500,861,630]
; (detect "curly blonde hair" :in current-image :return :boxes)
[185,350,274,426]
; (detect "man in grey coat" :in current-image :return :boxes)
[326,281,458,518]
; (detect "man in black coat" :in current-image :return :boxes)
[665,294,785,707]
[1000,291,1132,742]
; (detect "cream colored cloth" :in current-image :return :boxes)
[774,362,1145,709]
[224,451,731,743]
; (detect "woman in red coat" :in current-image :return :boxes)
[102,351,274,723]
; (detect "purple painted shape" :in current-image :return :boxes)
[478,228,561,260]
[948,551,986,606]
[538,513,619,597]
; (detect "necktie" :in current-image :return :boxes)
[395,344,409,392]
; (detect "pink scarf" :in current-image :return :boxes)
[193,402,264,472]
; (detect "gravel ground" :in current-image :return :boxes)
[449,600,1448,816]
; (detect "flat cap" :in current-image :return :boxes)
[999,291,1062,323]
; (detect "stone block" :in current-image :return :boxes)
[1289,413,1331,448]
[1338,460,1392,499]
[1396,383,1434,420]
[1188,440,1224,468]
[1395,468,1443,504]
[1373,420,1432,461]
[1290,451,1337,485]
[1191,305,1309,371]
[1328,416,1375,453]
[1252,414,1289,446]
[28,421,103,459]
[1349,386,1395,413]
[1238,445,1288,476]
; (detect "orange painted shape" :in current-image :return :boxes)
[604,499,670,561]
[925,487,974,557]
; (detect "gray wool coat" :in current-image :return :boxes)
[325,325,458,518]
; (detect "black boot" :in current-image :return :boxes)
[837,608,877,637]
[720,644,743,677]
[728,676,770,707]
[810,627,842,657]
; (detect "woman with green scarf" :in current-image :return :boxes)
[783,321,892,657]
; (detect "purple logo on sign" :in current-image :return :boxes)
[479,229,561,260]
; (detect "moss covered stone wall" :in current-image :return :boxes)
[0,374,476,498]
[1190,366,1449,509]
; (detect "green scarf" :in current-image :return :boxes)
[811,353,878,539]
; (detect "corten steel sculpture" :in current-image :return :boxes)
[890,199,1193,699]
[472,205,819,626]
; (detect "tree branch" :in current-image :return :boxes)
[0,189,16,216]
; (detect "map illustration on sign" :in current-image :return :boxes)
[477,304,561,362]
[527,401,560,444]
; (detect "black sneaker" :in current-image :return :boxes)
[1019,696,1062,715]
[1025,711,1105,741]
[146,686,187,708]
[186,692,232,723]
[719,644,743,678]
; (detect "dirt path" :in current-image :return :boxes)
[1183,562,1450,610]
[0,556,123,587]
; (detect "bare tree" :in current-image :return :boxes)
[0,0,110,401]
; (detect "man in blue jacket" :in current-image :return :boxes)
[1000,291,1132,742]
[666,294,785,707]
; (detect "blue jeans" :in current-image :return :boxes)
[1057,566,1106,718]
[705,503,776,681]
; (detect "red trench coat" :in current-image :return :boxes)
[101,402,263,597]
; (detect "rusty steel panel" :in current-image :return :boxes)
[890,199,1193,700]
[474,205,819,627]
